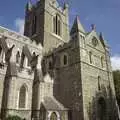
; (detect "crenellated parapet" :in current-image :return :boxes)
[26,0,69,15]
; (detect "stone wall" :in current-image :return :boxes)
[0,26,43,120]
[0,66,7,117]
[51,39,84,120]
[79,30,118,119]
[24,0,69,52]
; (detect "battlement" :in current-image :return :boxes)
[49,1,68,15]
[27,0,68,15]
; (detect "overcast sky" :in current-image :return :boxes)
[0,0,120,70]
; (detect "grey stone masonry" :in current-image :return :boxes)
[0,0,119,120]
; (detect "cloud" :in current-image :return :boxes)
[14,18,24,34]
[111,55,120,70]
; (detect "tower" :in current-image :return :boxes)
[52,16,86,120]
[24,0,70,52]
[51,16,120,120]
[70,17,119,119]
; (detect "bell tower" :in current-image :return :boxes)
[24,0,70,52]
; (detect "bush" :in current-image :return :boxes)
[6,115,22,120]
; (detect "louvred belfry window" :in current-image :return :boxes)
[32,15,37,35]
[58,19,61,36]
[53,14,61,36]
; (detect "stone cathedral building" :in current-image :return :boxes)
[0,0,119,120]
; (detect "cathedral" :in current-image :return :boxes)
[0,0,119,120]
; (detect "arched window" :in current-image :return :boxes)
[31,52,38,68]
[98,76,101,90]
[50,112,57,120]
[101,56,104,68]
[57,16,61,36]
[0,46,2,56]
[63,55,68,65]
[62,53,68,66]
[23,56,29,67]
[53,14,61,36]
[0,46,5,65]
[19,85,27,108]
[16,51,20,64]
[89,51,92,64]
[0,46,3,61]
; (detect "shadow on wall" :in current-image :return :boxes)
[87,85,119,120]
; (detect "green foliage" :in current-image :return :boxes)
[6,115,22,120]
[113,70,120,108]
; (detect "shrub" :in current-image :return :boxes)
[6,115,22,120]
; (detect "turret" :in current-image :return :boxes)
[91,24,96,31]
[70,16,85,35]
[25,1,33,12]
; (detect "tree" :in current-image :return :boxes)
[113,70,120,108]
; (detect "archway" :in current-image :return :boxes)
[50,112,57,120]
[97,97,106,120]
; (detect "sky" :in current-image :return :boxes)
[0,0,120,70]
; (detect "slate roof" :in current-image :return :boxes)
[42,96,68,111]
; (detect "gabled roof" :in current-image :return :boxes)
[86,30,109,49]
[42,96,68,111]
[70,16,85,35]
